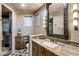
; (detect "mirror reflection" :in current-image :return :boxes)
[49,3,64,35]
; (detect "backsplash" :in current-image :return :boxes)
[46,36,79,47]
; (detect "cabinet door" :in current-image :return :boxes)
[21,38,26,49]
[32,41,38,56]
[15,37,21,49]
[38,45,45,56]
[45,49,57,56]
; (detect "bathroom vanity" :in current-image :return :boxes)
[29,34,79,56]
[32,40,57,56]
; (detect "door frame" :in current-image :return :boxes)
[2,4,12,52]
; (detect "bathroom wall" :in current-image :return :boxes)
[16,14,35,36]
[34,4,47,34]
[0,4,2,55]
[15,4,47,36]
[68,4,79,42]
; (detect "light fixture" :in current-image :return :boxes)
[43,16,46,28]
[43,25,46,28]
[73,19,78,30]
[73,19,78,26]
[21,3,25,7]
[43,21,45,24]
[43,20,46,28]
[73,3,77,10]
[73,11,78,18]
[43,16,46,20]
[73,3,78,30]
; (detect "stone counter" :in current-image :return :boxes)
[30,34,79,56]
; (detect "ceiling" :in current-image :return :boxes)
[11,3,43,14]
[49,3,64,16]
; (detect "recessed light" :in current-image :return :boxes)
[21,3,25,7]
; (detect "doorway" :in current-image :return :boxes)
[2,5,12,55]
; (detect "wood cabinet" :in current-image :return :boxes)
[15,36,26,50]
[44,48,56,56]
[32,41,57,56]
[32,41,38,55]
[38,45,45,56]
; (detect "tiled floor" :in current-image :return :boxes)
[2,42,29,56]
[8,48,28,56]
[2,47,9,55]
[8,43,29,56]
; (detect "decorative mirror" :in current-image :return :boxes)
[46,3,69,39]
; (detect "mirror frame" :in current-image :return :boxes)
[46,3,69,40]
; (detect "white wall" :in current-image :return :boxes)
[68,4,79,42]
[16,14,35,36]
[0,21,2,55]
[34,15,41,34]
[35,4,47,34]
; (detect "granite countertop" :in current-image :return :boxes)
[30,35,79,56]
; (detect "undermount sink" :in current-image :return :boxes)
[42,41,58,48]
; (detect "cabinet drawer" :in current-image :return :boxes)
[38,45,45,56]
[32,41,38,56]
